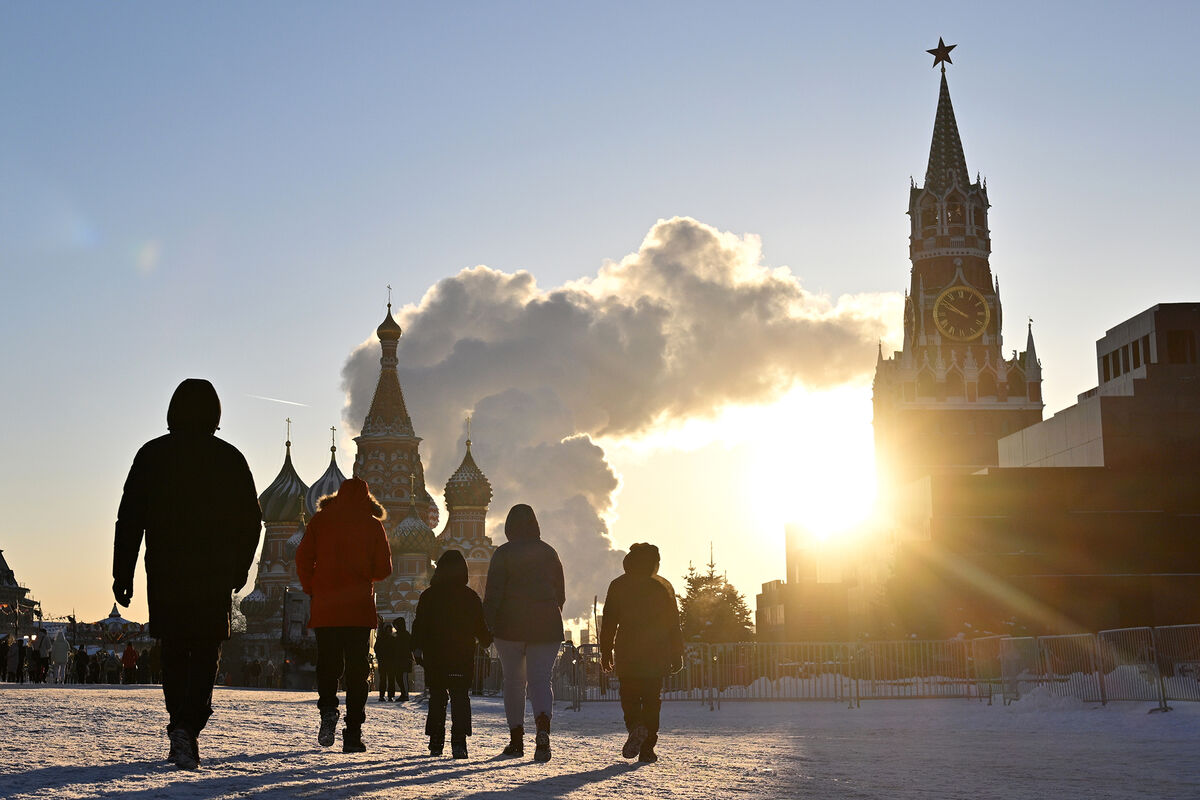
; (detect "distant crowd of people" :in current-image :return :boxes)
[0,635,163,685]
[107,378,685,771]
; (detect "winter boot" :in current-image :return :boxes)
[451,738,468,759]
[429,735,444,756]
[622,724,648,759]
[318,709,340,747]
[533,713,552,762]
[168,728,198,770]
[342,727,366,753]
[501,726,524,757]
[638,744,658,763]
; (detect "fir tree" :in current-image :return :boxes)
[678,550,754,643]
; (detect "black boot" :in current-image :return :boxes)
[533,713,551,762]
[342,727,366,753]
[451,738,468,759]
[501,726,524,757]
[429,735,444,756]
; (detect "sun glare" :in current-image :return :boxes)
[742,384,878,549]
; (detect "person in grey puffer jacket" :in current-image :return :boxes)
[482,504,565,762]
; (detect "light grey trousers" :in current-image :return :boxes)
[494,638,560,729]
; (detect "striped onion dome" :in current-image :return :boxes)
[306,447,346,519]
[259,441,309,524]
[444,440,492,509]
[239,587,271,619]
[390,501,437,558]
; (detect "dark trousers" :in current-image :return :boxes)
[619,675,663,748]
[426,684,471,742]
[161,636,222,736]
[396,668,410,700]
[316,627,370,730]
[378,664,396,698]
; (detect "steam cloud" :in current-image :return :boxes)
[342,217,891,618]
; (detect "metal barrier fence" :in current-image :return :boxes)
[546,624,1200,709]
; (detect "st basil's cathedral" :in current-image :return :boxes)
[238,303,496,665]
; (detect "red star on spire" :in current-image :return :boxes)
[927,37,956,69]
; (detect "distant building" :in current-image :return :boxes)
[238,302,497,672]
[0,549,41,637]
[888,303,1200,635]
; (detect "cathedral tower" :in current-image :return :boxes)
[438,428,496,598]
[873,43,1043,501]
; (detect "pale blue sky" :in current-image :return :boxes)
[3,2,1198,623]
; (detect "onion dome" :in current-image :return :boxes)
[259,439,309,524]
[391,499,437,558]
[239,587,270,619]
[444,439,492,509]
[306,429,346,518]
[377,302,403,341]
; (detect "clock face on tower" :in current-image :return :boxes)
[933,285,990,341]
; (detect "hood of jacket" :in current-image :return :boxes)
[503,503,541,542]
[320,477,385,519]
[167,378,222,434]
[431,548,469,586]
[622,542,660,577]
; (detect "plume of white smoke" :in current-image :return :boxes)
[341,217,893,617]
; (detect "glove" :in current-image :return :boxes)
[600,650,614,672]
[113,580,133,608]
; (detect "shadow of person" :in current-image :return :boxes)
[456,762,641,800]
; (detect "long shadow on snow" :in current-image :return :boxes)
[457,762,646,800]
[77,755,531,799]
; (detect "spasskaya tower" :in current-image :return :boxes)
[873,40,1043,500]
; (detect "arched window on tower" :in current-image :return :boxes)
[978,369,997,399]
[972,205,987,232]
[921,200,938,237]
[916,370,936,398]
[945,370,964,400]
[1007,372,1026,399]
[945,194,965,227]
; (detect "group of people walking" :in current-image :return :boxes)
[112,378,684,772]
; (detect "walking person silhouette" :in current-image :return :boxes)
[483,504,565,762]
[296,477,392,753]
[113,378,262,770]
[600,543,684,763]
[411,549,492,758]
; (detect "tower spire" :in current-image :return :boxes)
[923,42,970,194]
[1025,319,1042,382]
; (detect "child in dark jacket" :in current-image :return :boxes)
[412,549,493,758]
[599,543,684,763]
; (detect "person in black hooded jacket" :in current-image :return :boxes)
[113,378,262,770]
[600,543,684,764]
[411,549,492,758]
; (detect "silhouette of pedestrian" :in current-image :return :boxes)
[374,621,396,701]
[600,543,684,764]
[113,378,263,770]
[296,477,392,753]
[412,549,492,758]
[483,504,565,762]
[393,618,412,701]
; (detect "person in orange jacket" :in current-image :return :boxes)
[121,642,139,684]
[296,477,392,753]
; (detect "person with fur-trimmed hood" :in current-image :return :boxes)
[412,548,492,758]
[296,477,392,754]
[600,543,684,764]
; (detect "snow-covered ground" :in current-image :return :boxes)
[1,684,1197,799]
